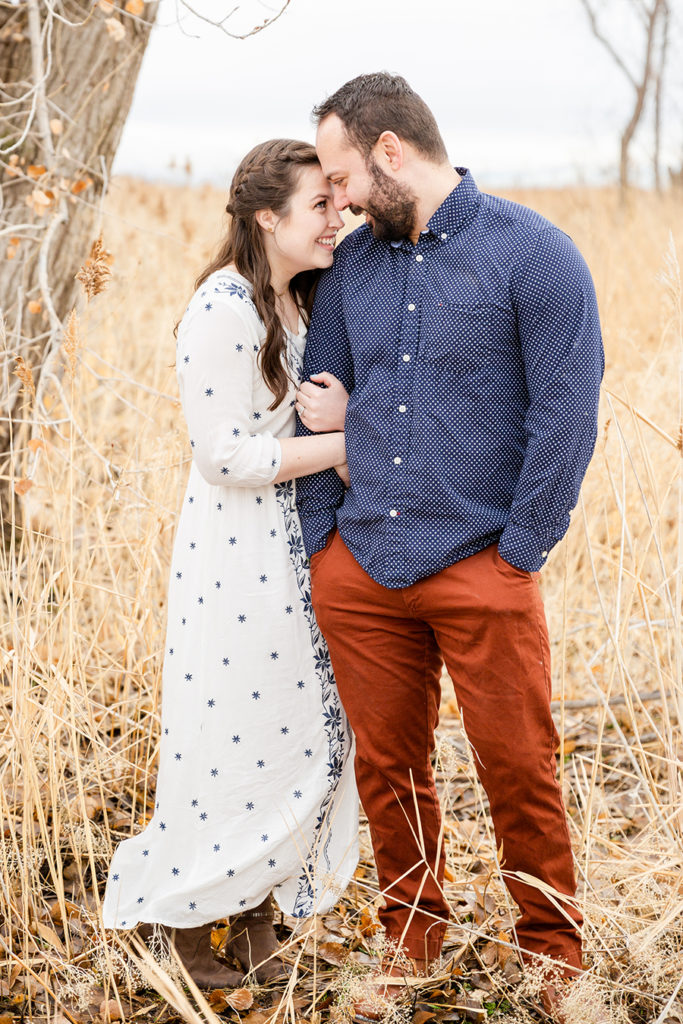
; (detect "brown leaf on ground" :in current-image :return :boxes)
[225,988,254,1011]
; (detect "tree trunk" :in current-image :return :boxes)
[0,0,158,534]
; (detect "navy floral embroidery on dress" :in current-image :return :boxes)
[275,478,350,916]
[211,276,258,314]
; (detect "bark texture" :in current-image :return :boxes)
[0,0,158,527]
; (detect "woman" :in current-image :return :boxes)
[103,140,358,988]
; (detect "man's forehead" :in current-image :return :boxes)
[316,117,361,174]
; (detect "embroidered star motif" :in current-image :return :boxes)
[257,759,265,768]
[143,849,149,856]
[227,869,235,877]
[221,467,229,476]
[246,801,254,810]
[190,541,196,549]
[222,657,230,666]
[293,790,302,799]
[210,768,219,777]
[175,752,182,761]
[229,536,237,545]
[191,799,199,807]
[268,858,276,867]
[261,834,268,842]
[232,427,240,437]
[238,614,246,623]
[232,735,240,744]
[183,354,189,363]
[205,387,214,396]
[260,574,267,583]
[213,844,220,852]
[185,673,192,681]
[189,901,197,910]
[286,606,293,614]
[159,822,166,830]
[297,680,305,689]
[172,867,180,876]
[207,698,215,708]
[252,691,260,700]
[200,812,208,821]
[305,749,312,758]
[281,726,289,735]
[270,651,279,660]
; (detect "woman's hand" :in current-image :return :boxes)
[296,372,349,433]
[334,461,350,488]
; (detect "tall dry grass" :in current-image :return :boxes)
[1,177,682,1023]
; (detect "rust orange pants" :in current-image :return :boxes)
[310,532,582,969]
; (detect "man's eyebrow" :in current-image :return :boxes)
[326,170,345,180]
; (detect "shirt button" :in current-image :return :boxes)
[403,354,410,362]
[393,457,402,465]
[398,404,407,413]
[415,254,423,262]
[407,303,416,311]
[389,509,398,517]
[541,550,548,558]
[441,232,448,240]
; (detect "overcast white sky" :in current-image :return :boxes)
[113,0,682,189]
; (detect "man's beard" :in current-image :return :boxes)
[350,158,417,242]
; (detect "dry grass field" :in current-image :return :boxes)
[1,177,682,1024]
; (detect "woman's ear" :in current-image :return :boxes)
[255,209,277,234]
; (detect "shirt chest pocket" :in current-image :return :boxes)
[421,302,494,377]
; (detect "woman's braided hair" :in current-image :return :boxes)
[194,139,321,410]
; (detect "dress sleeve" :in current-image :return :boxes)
[176,297,282,488]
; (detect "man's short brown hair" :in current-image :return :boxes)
[312,72,448,164]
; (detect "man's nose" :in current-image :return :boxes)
[332,188,348,212]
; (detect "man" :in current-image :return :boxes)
[294,72,604,1019]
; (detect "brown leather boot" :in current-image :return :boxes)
[138,922,244,989]
[225,896,289,984]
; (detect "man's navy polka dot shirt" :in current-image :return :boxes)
[295,169,604,586]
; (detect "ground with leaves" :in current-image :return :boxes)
[1,178,682,1024]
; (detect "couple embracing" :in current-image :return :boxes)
[103,73,604,1022]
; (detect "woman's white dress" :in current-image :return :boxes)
[103,269,358,929]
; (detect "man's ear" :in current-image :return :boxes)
[374,131,403,172]
[255,208,278,234]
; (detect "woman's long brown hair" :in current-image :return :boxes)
[194,139,321,410]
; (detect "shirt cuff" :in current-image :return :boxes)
[497,521,555,572]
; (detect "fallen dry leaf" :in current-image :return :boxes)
[27,165,47,179]
[14,479,33,496]
[99,999,122,1021]
[125,0,144,13]
[104,16,126,40]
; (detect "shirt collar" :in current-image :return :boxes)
[426,168,479,241]
[388,168,479,249]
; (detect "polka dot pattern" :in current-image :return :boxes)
[296,169,604,583]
